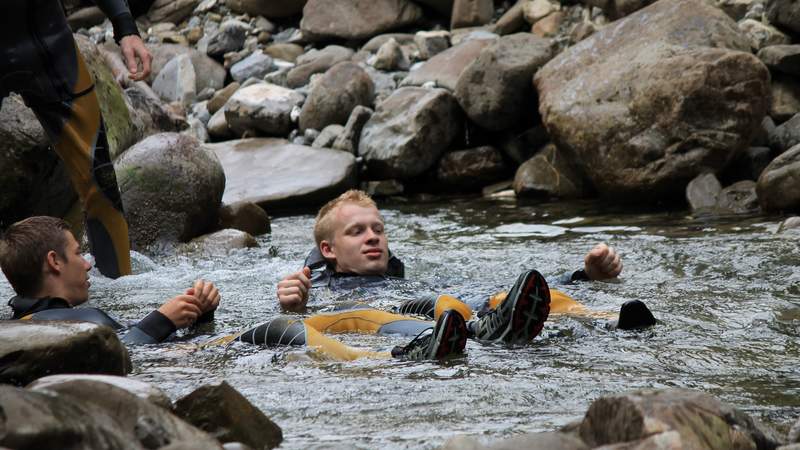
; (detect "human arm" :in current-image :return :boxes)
[277,267,312,312]
[93,0,152,80]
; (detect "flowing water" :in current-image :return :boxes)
[3,197,798,448]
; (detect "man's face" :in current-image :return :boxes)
[322,203,390,275]
[57,231,92,306]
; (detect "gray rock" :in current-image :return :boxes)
[455,33,555,131]
[494,0,527,35]
[175,381,282,449]
[401,38,494,91]
[333,105,374,153]
[578,389,784,449]
[362,179,404,197]
[224,83,305,137]
[218,201,271,235]
[498,125,550,164]
[778,445,800,450]
[715,0,759,21]
[363,66,397,99]
[757,45,800,76]
[300,0,423,41]
[299,62,374,131]
[264,44,304,64]
[770,113,800,152]
[482,179,514,197]
[766,0,800,34]
[1,383,219,449]
[207,20,249,59]
[181,229,258,254]
[0,321,130,386]
[522,0,558,24]
[116,133,226,247]
[147,0,199,24]
[312,124,345,148]
[738,19,790,51]
[686,172,722,211]
[451,0,494,28]
[583,0,655,20]
[771,74,800,123]
[359,87,462,179]
[437,146,508,189]
[757,143,800,212]
[207,107,233,139]
[124,82,189,137]
[415,31,450,60]
[362,33,416,53]
[207,138,357,210]
[373,38,410,71]
[186,117,210,143]
[230,51,275,83]
[287,45,354,88]
[208,82,240,115]
[0,95,74,227]
[152,53,197,105]
[148,43,226,92]
[226,0,307,18]
[28,374,172,410]
[513,144,587,199]
[486,432,589,450]
[779,216,800,233]
[535,0,769,200]
[716,180,760,214]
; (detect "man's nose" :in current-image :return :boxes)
[365,229,379,242]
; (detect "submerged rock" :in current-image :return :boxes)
[116,133,226,248]
[0,321,130,386]
[28,374,172,410]
[208,138,356,210]
[182,229,258,254]
[359,87,461,179]
[174,380,282,449]
[535,0,769,200]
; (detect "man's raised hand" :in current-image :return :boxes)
[277,267,312,312]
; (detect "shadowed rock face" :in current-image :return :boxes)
[535,0,769,201]
[0,321,130,386]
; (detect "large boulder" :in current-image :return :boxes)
[146,0,199,24]
[0,95,74,228]
[766,0,800,35]
[300,0,423,41]
[0,383,219,449]
[174,381,282,449]
[224,83,305,137]
[454,33,555,131]
[226,0,307,18]
[757,143,800,212]
[207,138,357,210]
[0,321,130,386]
[359,87,462,179]
[535,0,769,200]
[286,45,354,88]
[148,44,226,92]
[437,146,508,189]
[116,133,226,248]
[578,389,784,449]
[401,38,494,91]
[513,144,588,199]
[299,62,374,131]
[27,374,172,410]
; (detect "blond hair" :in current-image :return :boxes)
[314,190,378,245]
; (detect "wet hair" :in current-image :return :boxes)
[0,216,71,297]
[314,190,378,246]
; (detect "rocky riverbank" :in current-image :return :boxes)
[2,0,800,249]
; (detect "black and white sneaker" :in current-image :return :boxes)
[472,269,551,344]
[391,309,468,360]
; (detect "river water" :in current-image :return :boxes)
[2,197,798,448]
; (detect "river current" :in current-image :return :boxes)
[2,197,798,448]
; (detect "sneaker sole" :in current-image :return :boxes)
[432,310,468,359]
[507,270,551,344]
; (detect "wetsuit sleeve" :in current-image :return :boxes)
[552,269,591,285]
[94,0,140,43]
[121,310,176,344]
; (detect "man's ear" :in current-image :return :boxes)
[44,250,62,275]
[320,240,335,261]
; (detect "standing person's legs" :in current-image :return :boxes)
[27,45,131,278]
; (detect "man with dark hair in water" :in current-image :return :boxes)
[1,216,219,344]
[1,0,153,279]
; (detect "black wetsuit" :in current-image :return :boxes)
[8,295,176,344]
[1,0,140,278]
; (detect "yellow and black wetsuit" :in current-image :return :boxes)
[8,295,181,344]
[0,0,140,278]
